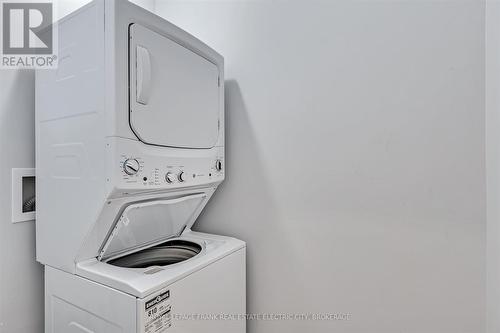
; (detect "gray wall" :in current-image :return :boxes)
[0,71,42,333]
[155,1,486,332]
[487,1,500,332]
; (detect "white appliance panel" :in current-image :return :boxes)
[129,23,220,149]
[45,265,137,333]
[108,137,225,195]
[137,247,246,333]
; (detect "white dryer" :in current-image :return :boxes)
[35,1,245,332]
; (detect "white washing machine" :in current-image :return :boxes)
[35,1,245,332]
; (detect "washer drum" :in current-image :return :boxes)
[108,239,202,268]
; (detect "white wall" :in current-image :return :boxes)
[155,1,486,332]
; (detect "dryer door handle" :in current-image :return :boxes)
[136,45,151,105]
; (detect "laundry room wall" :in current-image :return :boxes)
[0,70,41,333]
[486,1,500,332]
[0,1,154,332]
[154,1,487,333]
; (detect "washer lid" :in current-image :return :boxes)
[98,193,208,261]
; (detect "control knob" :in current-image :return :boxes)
[123,159,140,175]
[215,159,223,171]
[178,171,187,182]
[165,172,176,183]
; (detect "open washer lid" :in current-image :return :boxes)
[98,193,208,261]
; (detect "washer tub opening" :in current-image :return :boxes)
[107,239,202,268]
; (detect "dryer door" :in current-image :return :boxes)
[129,23,220,149]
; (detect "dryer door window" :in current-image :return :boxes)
[129,23,220,149]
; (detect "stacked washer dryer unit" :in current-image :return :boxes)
[35,1,245,332]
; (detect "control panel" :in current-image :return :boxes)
[109,138,224,194]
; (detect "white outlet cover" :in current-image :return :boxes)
[11,168,36,223]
